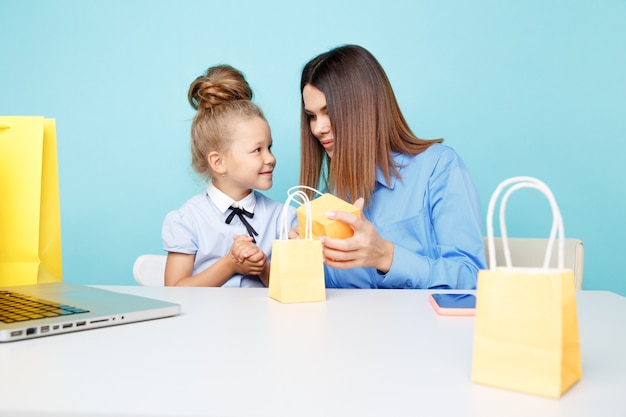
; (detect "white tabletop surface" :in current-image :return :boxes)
[1,286,625,417]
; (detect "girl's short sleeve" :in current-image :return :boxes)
[162,210,199,254]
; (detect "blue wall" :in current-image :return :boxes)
[1,0,625,295]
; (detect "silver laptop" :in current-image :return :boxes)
[0,282,181,342]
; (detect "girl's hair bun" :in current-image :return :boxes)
[188,65,253,112]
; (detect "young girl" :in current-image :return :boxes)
[162,65,295,287]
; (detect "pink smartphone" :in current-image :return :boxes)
[429,293,476,316]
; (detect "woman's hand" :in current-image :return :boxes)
[288,225,300,239]
[319,198,394,273]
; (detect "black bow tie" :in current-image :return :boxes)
[225,205,258,243]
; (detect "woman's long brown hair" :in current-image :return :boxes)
[300,45,442,205]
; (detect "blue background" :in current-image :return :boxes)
[1,0,625,295]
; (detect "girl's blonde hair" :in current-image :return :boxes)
[188,65,266,179]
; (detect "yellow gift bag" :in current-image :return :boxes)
[472,176,582,398]
[269,189,326,303]
[290,186,360,240]
[0,116,63,286]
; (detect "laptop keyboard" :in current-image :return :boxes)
[0,291,90,323]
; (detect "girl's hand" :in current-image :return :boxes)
[229,235,256,263]
[319,198,394,273]
[229,235,267,275]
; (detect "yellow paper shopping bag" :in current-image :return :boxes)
[0,116,63,286]
[269,189,326,303]
[292,186,361,240]
[472,176,582,398]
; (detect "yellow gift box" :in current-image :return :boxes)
[297,193,361,240]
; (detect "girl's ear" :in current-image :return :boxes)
[208,151,225,175]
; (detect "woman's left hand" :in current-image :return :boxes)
[319,198,394,273]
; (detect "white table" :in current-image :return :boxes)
[1,287,625,417]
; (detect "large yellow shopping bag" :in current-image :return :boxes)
[269,189,326,303]
[472,176,582,398]
[0,116,63,286]
[291,186,360,240]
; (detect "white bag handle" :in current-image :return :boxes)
[279,189,314,240]
[486,176,565,271]
[287,185,324,199]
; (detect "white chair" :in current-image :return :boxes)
[132,254,167,286]
[483,237,584,290]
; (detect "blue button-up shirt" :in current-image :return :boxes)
[324,144,486,289]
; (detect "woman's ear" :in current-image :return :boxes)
[208,151,225,175]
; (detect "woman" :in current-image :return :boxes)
[299,44,486,289]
